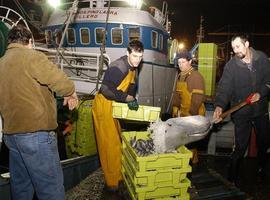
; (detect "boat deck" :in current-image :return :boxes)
[1,146,270,200]
[65,151,270,200]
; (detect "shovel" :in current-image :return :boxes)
[183,93,257,141]
[213,93,256,123]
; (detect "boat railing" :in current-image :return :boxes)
[0,6,30,29]
[35,46,110,83]
[148,1,168,26]
[63,0,144,9]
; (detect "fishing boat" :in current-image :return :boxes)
[37,0,177,113]
[0,0,178,198]
[1,1,260,199]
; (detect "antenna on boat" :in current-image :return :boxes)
[96,0,112,91]
[161,1,168,26]
[198,15,204,43]
[191,16,204,55]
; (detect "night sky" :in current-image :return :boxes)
[146,0,270,54]
[1,0,270,54]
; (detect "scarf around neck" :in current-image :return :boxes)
[179,67,194,81]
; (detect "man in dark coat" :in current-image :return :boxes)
[213,34,270,185]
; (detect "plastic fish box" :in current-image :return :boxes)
[112,102,161,122]
[122,158,191,188]
[123,169,191,200]
[122,131,192,172]
[65,99,97,157]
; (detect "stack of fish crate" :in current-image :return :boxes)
[121,131,192,200]
[65,99,97,158]
[112,102,193,199]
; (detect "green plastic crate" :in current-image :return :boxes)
[122,158,191,188]
[198,43,218,59]
[65,100,97,157]
[112,102,161,122]
[198,43,218,97]
[123,169,191,200]
[122,131,192,172]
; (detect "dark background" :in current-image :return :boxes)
[1,0,270,55]
[146,0,270,55]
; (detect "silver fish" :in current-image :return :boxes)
[149,115,211,153]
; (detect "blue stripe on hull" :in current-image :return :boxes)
[45,22,169,54]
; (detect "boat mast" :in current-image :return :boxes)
[96,0,112,91]
[57,0,78,52]
[198,15,204,43]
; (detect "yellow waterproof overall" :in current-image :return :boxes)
[173,80,205,164]
[173,81,205,117]
[92,70,135,188]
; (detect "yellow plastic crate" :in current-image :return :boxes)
[155,196,189,200]
[122,158,191,188]
[122,131,192,172]
[123,169,191,200]
[112,102,161,122]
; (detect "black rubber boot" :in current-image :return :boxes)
[228,158,240,187]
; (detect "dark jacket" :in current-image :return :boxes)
[215,48,270,118]
[99,55,137,102]
[0,43,75,134]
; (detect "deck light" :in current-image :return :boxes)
[48,0,61,8]
[126,0,143,9]
[178,42,185,50]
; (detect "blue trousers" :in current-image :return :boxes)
[4,131,65,200]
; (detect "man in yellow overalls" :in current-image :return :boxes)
[172,50,206,163]
[92,40,144,192]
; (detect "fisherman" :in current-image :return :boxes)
[92,40,144,192]
[0,25,78,200]
[172,50,206,163]
[213,33,270,186]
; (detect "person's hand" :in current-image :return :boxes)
[126,95,135,102]
[213,106,223,124]
[127,99,139,111]
[63,120,73,135]
[172,106,180,118]
[252,93,260,103]
[246,93,260,104]
[63,91,79,110]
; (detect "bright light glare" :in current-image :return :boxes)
[126,0,143,9]
[48,0,61,8]
[178,43,185,50]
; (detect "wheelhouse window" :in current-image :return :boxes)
[45,30,52,45]
[67,28,76,45]
[54,29,62,45]
[151,31,158,48]
[159,34,163,50]
[128,27,140,41]
[80,28,90,44]
[95,28,105,44]
[111,28,123,45]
